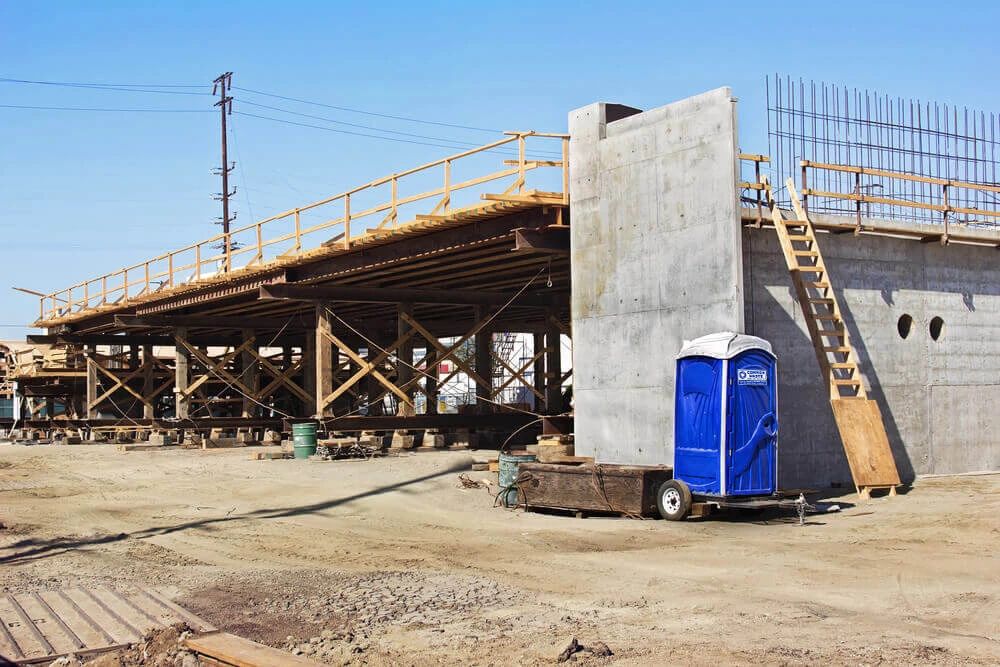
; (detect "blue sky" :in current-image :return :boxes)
[2,0,998,338]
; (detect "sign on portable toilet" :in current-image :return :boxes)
[674,332,778,498]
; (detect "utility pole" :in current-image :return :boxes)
[212,72,235,268]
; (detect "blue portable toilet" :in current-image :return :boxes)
[667,332,778,517]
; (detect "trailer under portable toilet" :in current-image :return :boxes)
[658,332,778,520]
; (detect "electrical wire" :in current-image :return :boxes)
[238,99,501,147]
[234,85,500,133]
[234,111,501,151]
[0,104,212,113]
[0,77,207,95]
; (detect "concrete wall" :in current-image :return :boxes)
[744,225,1000,488]
[570,88,744,465]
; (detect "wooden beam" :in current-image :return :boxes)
[259,284,563,308]
[241,329,258,418]
[116,314,308,331]
[513,226,571,255]
[315,304,335,417]
[86,352,98,419]
[174,328,190,419]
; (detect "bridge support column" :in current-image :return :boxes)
[241,329,259,418]
[86,347,99,420]
[396,303,414,414]
[474,306,493,414]
[533,332,546,410]
[142,345,155,419]
[174,328,190,419]
[314,303,334,419]
[545,319,562,413]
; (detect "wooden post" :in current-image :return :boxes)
[86,351,99,419]
[174,328,190,419]
[142,344,155,419]
[301,334,316,417]
[241,329,258,418]
[474,306,493,414]
[315,303,334,418]
[424,347,438,415]
[396,303,414,413]
[545,320,562,413]
[533,332,546,410]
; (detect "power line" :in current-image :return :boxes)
[233,85,501,133]
[234,111,489,151]
[0,77,205,92]
[235,111,562,158]
[0,104,212,113]
[238,99,497,147]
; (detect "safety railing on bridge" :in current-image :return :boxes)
[741,155,1000,238]
[36,131,569,324]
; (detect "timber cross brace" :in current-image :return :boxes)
[85,351,173,419]
[311,305,570,418]
[172,335,312,418]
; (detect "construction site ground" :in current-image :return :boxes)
[1,443,998,666]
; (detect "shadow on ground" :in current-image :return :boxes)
[0,462,467,566]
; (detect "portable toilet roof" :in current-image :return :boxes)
[676,331,774,361]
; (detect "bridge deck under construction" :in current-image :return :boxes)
[12,133,574,437]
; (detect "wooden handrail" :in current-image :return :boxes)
[37,132,570,323]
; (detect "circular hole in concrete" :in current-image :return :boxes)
[929,316,945,341]
[897,314,913,339]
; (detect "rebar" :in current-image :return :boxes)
[767,74,1000,226]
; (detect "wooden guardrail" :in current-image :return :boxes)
[37,131,569,324]
[741,154,1000,240]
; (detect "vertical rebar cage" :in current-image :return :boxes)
[766,74,1000,228]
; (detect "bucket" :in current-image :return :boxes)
[498,451,536,507]
[292,422,318,459]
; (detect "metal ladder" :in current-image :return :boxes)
[762,176,900,498]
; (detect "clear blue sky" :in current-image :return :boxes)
[2,0,998,339]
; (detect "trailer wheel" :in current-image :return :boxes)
[657,479,692,521]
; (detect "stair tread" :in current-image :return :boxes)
[807,298,834,304]
[830,362,857,369]
[792,250,819,256]
[788,235,814,241]
[823,346,851,353]
[803,281,830,288]
[795,266,825,273]
[832,379,862,385]
[813,314,842,321]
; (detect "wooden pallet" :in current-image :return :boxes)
[0,586,215,664]
[763,177,900,498]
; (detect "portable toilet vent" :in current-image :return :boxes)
[674,332,778,498]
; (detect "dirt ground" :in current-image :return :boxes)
[0,442,998,666]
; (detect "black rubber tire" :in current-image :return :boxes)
[657,479,693,521]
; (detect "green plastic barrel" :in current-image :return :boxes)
[292,422,318,459]
[498,451,536,507]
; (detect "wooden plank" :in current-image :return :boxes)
[830,399,901,489]
[137,587,217,633]
[185,631,324,667]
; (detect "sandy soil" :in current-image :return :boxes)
[0,442,998,665]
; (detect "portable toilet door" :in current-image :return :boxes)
[674,332,778,498]
[725,344,778,496]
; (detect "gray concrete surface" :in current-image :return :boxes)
[569,88,744,466]
[744,223,1000,488]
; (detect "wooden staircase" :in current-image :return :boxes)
[762,176,900,500]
